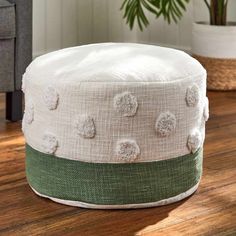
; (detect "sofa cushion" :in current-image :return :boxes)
[0,0,15,39]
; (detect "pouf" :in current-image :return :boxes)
[22,43,208,209]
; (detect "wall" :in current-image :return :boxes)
[33,0,236,57]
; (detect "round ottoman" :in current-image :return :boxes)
[23,43,208,209]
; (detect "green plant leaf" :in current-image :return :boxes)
[121,0,190,30]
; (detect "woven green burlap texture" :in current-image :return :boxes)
[26,144,203,205]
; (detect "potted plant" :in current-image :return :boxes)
[121,0,236,90]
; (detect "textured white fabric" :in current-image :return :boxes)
[26,43,205,82]
[23,43,207,163]
[31,182,200,209]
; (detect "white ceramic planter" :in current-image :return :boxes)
[192,22,236,90]
[192,22,236,59]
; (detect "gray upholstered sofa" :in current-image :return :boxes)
[0,0,32,121]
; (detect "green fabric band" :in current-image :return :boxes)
[26,144,203,205]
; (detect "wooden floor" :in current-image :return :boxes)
[0,91,235,236]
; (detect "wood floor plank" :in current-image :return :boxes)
[0,91,235,236]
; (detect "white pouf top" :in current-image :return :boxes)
[26,43,205,83]
[23,43,207,163]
